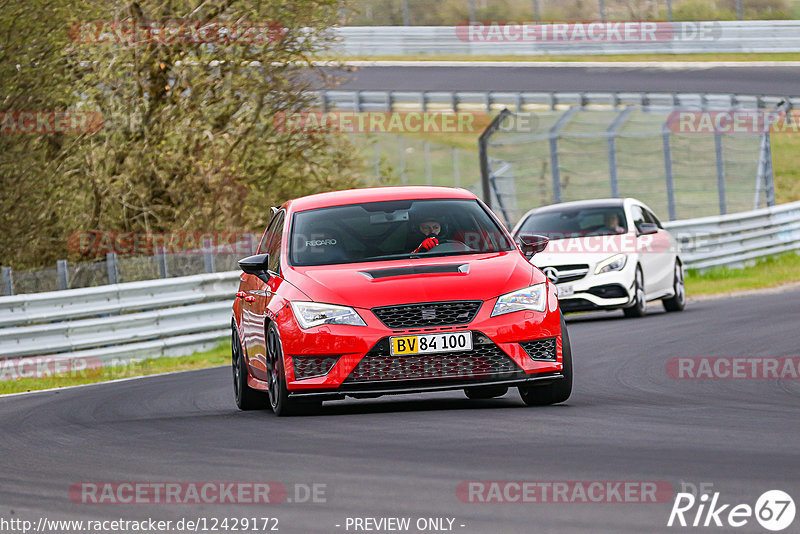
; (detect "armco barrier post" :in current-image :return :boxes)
[156,247,169,278]
[57,260,69,290]
[203,238,216,274]
[106,252,119,284]
[1,267,13,296]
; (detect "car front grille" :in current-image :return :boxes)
[520,337,557,361]
[541,264,590,284]
[343,332,523,383]
[372,301,481,329]
[293,355,341,380]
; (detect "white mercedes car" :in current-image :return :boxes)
[511,198,685,317]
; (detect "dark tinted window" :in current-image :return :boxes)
[517,206,628,239]
[290,199,515,266]
[642,207,663,229]
[266,211,286,273]
[630,205,646,233]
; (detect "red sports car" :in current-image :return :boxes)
[232,186,572,415]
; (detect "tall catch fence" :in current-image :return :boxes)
[481,106,776,228]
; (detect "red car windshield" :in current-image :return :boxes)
[290,199,515,266]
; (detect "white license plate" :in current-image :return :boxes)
[557,283,574,297]
[390,332,473,356]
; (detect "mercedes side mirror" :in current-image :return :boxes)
[637,223,659,236]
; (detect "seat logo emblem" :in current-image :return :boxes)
[421,308,437,320]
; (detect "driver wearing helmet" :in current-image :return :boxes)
[410,216,444,253]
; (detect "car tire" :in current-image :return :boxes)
[464,385,509,399]
[662,261,686,312]
[232,323,268,411]
[266,322,321,417]
[518,313,573,406]
[623,266,647,318]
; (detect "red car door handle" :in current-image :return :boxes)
[244,296,256,302]
[235,291,246,298]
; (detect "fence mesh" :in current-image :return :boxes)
[486,107,769,227]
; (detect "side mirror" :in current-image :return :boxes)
[517,233,549,260]
[637,222,659,236]
[238,253,271,283]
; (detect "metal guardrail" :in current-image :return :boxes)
[333,21,800,55]
[2,202,799,373]
[316,90,800,113]
[664,200,800,270]
[0,272,239,369]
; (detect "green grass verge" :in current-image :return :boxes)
[0,341,230,396]
[686,251,800,295]
[335,53,800,63]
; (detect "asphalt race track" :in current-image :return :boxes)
[1,289,798,534]
[326,65,800,96]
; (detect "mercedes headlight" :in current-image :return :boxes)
[595,253,627,274]
[491,283,547,316]
[290,301,366,329]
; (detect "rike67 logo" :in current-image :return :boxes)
[668,490,795,531]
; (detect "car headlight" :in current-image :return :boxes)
[491,283,547,316]
[595,253,627,274]
[290,301,367,329]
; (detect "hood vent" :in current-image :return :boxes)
[360,263,469,280]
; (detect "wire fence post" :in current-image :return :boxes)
[548,107,579,204]
[662,128,677,221]
[452,147,461,187]
[424,141,432,185]
[478,109,514,209]
[1,266,13,296]
[714,133,727,215]
[532,0,541,22]
[755,130,777,209]
[374,142,382,183]
[398,136,407,185]
[106,252,119,284]
[57,259,69,290]
[764,133,776,207]
[607,107,634,198]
